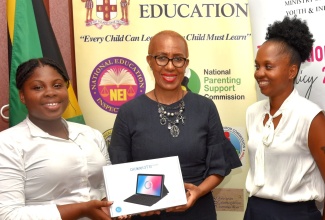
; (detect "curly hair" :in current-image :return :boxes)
[265,16,314,65]
[16,57,70,90]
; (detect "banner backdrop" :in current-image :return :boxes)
[72,0,256,219]
[248,0,325,108]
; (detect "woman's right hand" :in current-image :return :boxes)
[58,200,113,220]
[83,200,113,219]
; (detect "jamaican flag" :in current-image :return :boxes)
[7,0,85,127]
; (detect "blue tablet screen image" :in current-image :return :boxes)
[136,174,163,196]
[123,174,169,206]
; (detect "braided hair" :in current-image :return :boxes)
[265,16,314,67]
[16,57,70,90]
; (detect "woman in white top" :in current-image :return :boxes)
[244,16,325,220]
[0,58,113,220]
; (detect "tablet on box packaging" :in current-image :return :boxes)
[102,156,187,217]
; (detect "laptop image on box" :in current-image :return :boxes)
[124,174,169,206]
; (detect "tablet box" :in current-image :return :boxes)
[103,156,187,217]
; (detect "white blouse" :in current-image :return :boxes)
[0,117,111,219]
[245,89,324,202]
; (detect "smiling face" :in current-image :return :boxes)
[146,32,189,93]
[254,40,297,99]
[19,65,69,125]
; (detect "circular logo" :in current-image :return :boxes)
[144,181,153,189]
[115,207,122,213]
[90,57,146,114]
[103,128,113,150]
[223,127,245,160]
[182,68,201,93]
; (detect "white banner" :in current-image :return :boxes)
[248,0,325,107]
[73,0,256,218]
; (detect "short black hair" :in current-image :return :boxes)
[265,16,314,65]
[16,57,70,90]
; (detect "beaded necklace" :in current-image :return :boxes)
[154,90,185,137]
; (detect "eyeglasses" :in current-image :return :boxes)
[148,55,188,68]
